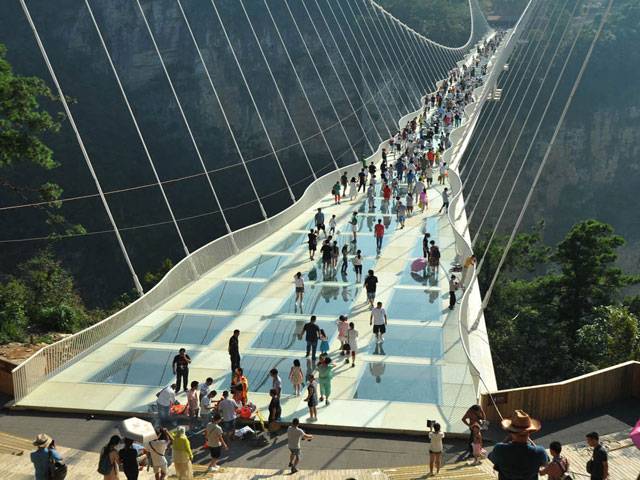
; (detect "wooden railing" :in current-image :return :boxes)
[480,361,640,423]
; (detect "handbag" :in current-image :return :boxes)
[47,451,67,480]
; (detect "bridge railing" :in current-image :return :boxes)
[480,361,640,423]
[11,31,492,404]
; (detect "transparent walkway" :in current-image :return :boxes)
[15,165,479,433]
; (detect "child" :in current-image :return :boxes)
[346,322,359,367]
[428,422,445,475]
[319,329,329,355]
[336,316,349,356]
[268,388,281,424]
[304,374,318,421]
[289,359,304,396]
[329,215,337,235]
[471,423,485,464]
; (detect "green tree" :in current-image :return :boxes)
[0,279,29,343]
[556,220,638,331]
[575,305,640,371]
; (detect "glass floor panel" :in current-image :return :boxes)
[268,233,307,253]
[189,281,264,311]
[303,257,377,283]
[88,349,188,386]
[251,317,338,351]
[386,288,443,322]
[365,324,443,359]
[340,215,403,234]
[278,284,361,316]
[354,363,441,404]
[214,354,304,396]
[144,313,235,345]
[232,254,290,279]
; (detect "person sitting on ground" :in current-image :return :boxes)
[488,410,549,480]
[539,441,570,480]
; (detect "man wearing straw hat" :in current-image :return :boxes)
[488,410,549,480]
[31,433,63,480]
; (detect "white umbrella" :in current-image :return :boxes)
[118,417,157,445]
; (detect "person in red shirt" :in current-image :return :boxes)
[374,219,385,254]
[427,148,435,167]
[382,183,392,203]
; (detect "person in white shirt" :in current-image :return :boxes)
[200,390,217,425]
[149,427,173,480]
[217,390,239,441]
[287,418,312,474]
[428,422,445,475]
[156,384,176,424]
[199,377,213,399]
[369,301,388,343]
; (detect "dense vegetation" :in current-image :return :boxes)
[479,220,640,388]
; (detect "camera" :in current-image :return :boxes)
[427,419,435,428]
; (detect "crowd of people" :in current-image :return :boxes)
[30,30,622,480]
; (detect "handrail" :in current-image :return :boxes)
[11,34,491,403]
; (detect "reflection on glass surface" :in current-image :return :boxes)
[279,284,361,316]
[251,317,337,351]
[399,268,440,287]
[232,254,290,279]
[215,354,303,396]
[269,233,307,253]
[366,325,443,358]
[386,288,442,321]
[145,313,234,345]
[189,281,264,311]
[354,363,441,403]
[89,349,187,386]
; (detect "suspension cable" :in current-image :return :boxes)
[471,0,575,244]
[18,0,143,295]
[480,0,612,309]
[134,0,236,246]
[84,0,191,258]
[298,0,375,153]
[465,0,561,221]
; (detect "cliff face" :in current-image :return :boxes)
[0,0,436,304]
[461,0,640,271]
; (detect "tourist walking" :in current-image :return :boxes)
[422,233,431,259]
[539,441,570,480]
[345,322,359,366]
[316,356,334,405]
[270,368,283,397]
[487,410,548,479]
[305,374,318,421]
[205,414,228,472]
[350,211,358,242]
[287,418,313,474]
[449,275,459,310]
[172,348,191,393]
[340,171,348,196]
[31,434,64,480]
[586,432,608,480]
[149,428,172,480]
[332,180,341,204]
[374,219,385,254]
[294,272,304,312]
[328,215,337,236]
[319,329,330,355]
[397,201,407,229]
[428,423,444,475]
[349,176,358,201]
[428,241,440,276]
[321,240,332,275]
[119,438,139,480]
[353,250,363,282]
[98,435,121,480]
[307,229,317,260]
[228,330,241,375]
[314,208,326,237]
[419,188,428,213]
[172,427,193,480]
[303,315,321,362]
[438,188,450,214]
[370,301,388,343]
[331,241,340,272]
[341,244,349,275]
[364,270,378,308]
[289,359,304,396]
[358,168,367,193]
[268,388,281,424]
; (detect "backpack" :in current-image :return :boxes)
[554,456,573,480]
[47,451,67,480]
[97,452,113,475]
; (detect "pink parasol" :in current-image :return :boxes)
[411,257,428,272]
[631,419,640,449]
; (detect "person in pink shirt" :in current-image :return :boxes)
[374,219,385,254]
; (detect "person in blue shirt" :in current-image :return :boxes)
[488,410,549,480]
[31,433,63,480]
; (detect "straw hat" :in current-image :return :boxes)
[33,433,53,448]
[501,410,541,433]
